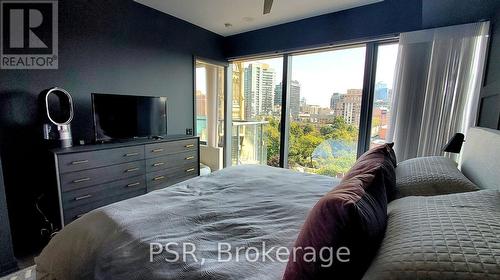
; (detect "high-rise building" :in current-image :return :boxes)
[333,89,363,126]
[300,97,307,111]
[330,92,341,109]
[244,63,276,119]
[374,82,389,102]
[231,61,245,121]
[274,84,282,106]
[289,80,301,118]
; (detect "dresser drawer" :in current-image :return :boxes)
[146,164,198,189]
[63,189,145,225]
[147,173,198,192]
[146,150,198,173]
[60,160,145,192]
[58,146,145,173]
[61,175,146,210]
[145,139,198,158]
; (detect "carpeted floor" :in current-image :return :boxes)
[0,266,35,280]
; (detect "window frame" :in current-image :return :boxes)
[215,37,400,168]
[193,56,229,165]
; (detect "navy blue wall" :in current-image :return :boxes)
[224,0,500,58]
[422,0,500,28]
[224,0,423,58]
[0,157,16,276]
[479,8,500,129]
[0,0,224,256]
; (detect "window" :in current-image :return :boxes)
[195,60,225,170]
[370,43,399,148]
[223,39,400,176]
[231,57,283,166]
[287,46,366,178]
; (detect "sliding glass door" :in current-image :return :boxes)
[226,40,399,177]
[287,46,366,177]
[230,57,283,166]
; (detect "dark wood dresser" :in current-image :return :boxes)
[52,136,199,226]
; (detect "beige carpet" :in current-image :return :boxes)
[0,266,35,280]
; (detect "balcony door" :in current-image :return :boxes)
[230,57,283,166]
[195,59,225,171]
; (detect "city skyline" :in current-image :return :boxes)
[244,43,398,108]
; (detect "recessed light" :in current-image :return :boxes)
[224,23,232,28]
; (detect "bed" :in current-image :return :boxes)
[36,127,500,280]
[36,165,339,280]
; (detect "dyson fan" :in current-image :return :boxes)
[40,87,74,148]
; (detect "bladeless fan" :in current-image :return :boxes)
[41,87,74,148]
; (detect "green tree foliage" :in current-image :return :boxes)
[264,115,358,177]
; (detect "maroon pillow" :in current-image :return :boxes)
[344,143,397,202]
[282,145,396,280]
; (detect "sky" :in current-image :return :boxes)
[245,43,399,108]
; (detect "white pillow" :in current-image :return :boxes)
[395,156,479,198]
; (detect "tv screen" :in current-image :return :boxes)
[92,93,167,142]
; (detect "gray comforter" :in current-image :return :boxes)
[36,165,338,280]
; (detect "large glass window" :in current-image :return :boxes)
[287,46,366,178]
[223,40,399,175]
[370,43,399,148]
[231,57,283,166]
[195,60,225,170]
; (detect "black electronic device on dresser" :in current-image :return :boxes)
[52,136,200,226]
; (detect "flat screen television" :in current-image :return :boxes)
[92,93,167,142]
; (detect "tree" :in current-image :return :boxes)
[264,117,281,166]
[296,134,323,167]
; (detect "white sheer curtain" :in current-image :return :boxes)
[388,22,490,161]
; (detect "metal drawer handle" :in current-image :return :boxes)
[73,177,91,183]
[126,182,141,187]
[186,168,195,173]
[152,148,164,153]
[153,176,165,181]
[185,156,195,160]
[124,152,139,157]
[74,194,92,201]
[125,167,140,173]
[153,162,165,167]
[185,144,195,148]
[71,160,88,165]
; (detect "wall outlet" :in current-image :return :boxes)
[186,128,193,135]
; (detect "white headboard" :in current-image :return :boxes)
[460,127,500,190]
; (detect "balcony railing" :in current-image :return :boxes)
[231,120,269,165]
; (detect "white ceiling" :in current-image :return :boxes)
[134,0,383,36]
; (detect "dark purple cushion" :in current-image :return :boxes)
[344,143,397,202]
[282,145,396,280]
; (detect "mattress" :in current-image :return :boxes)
[35,165,338,280]
[363,189,500,280]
